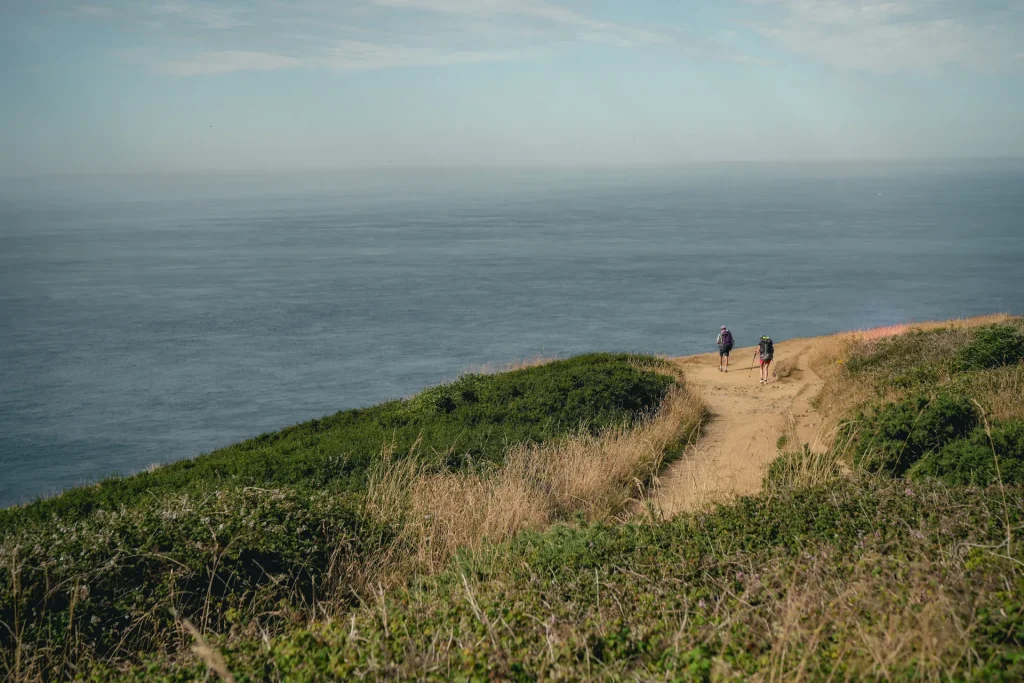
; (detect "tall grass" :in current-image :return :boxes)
[367,385,707,575]
[764,447,844,491]
[458,355,560,376]
[963,364,1024,422]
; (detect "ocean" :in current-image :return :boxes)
[1,162,1022,507]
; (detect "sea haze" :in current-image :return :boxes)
[1,162,1022,506]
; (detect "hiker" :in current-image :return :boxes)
[716,325,734,371]
[757,335,774,384]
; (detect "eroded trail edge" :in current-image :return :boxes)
[651,340,825,516]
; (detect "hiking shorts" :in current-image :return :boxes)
[719,345,733,357]
[759,356,773,366]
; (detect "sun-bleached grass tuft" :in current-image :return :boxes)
[402,464,553,574]
[368,384,707,574]
[965,364,1024,422]
[765,447,844,492]
[460,355,561,377]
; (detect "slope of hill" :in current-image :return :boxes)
[4,317,1024,681]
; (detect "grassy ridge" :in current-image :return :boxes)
[1,354,679,679]
[1,353,672,532]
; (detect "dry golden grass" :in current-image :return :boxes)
[179,616,236,683]
[764,449,844,493]
[962,364,1024,422]
[366,384,707,574]
[460,355,561,376]
[909,312,1014,333]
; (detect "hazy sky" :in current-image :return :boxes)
[2,0,1024,175]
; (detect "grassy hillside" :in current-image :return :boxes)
[85,318,1022,682]
[6,320,1024,681]
[1,354,696,680]
[1,353,672,532]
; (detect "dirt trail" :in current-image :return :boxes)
[651,340,826,517]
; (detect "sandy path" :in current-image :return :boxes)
[651,340,825,516]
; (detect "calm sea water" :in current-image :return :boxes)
[1,163,1022,507]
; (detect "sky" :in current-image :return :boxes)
[1,0,1023,176]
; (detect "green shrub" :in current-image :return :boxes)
[846,393,978,476]
[954,325,1024,372]
[909,420,1024,487]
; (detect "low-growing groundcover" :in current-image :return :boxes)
[111,477,1024,681]
[1,354,678,680]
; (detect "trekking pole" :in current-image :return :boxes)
[748,349,757,377]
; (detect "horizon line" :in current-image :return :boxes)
[4,155,1024,182]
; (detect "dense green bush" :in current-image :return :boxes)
[909,420,1024,487]
[1,354,673,533]
[954,324,1024,372]
[846,392,978,475]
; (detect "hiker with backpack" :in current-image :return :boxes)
[716,325,734,371]
[756,335,774,384]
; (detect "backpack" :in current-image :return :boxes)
[720,330,733,347]
[759,337,774,360]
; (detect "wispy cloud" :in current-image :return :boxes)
[318,40,536,71]
[370,0,673,47]
[149,1,248,30]
[54,0,751,75]
[154,50,301,76]
[746,0,1024,73]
